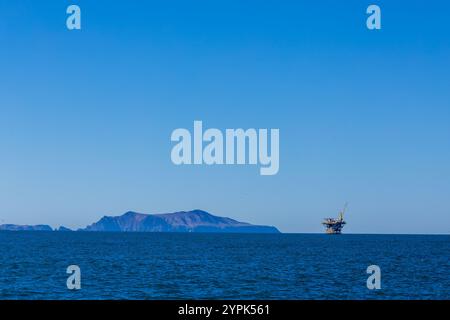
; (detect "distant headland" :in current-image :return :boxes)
[0,210,280,234]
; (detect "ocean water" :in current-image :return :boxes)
[0,232,448,300]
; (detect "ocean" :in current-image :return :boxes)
[0,232,448,300]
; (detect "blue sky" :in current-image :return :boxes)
[0,1,449,233]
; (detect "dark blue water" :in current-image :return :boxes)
[0,232,448,299]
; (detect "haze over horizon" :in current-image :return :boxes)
[1,1,449,234]
[1,208,449,235]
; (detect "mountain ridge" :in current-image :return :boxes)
[0,210,280,234]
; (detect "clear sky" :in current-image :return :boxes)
[0,0,449,233]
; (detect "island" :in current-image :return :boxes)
[0,210,280,233]
[0,224,53,231]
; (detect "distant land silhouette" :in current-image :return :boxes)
[0,210,280,234]
[0,224,53,231]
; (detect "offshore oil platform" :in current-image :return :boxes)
[322,203,347,234]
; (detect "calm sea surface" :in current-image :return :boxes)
[0,232,448,299]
